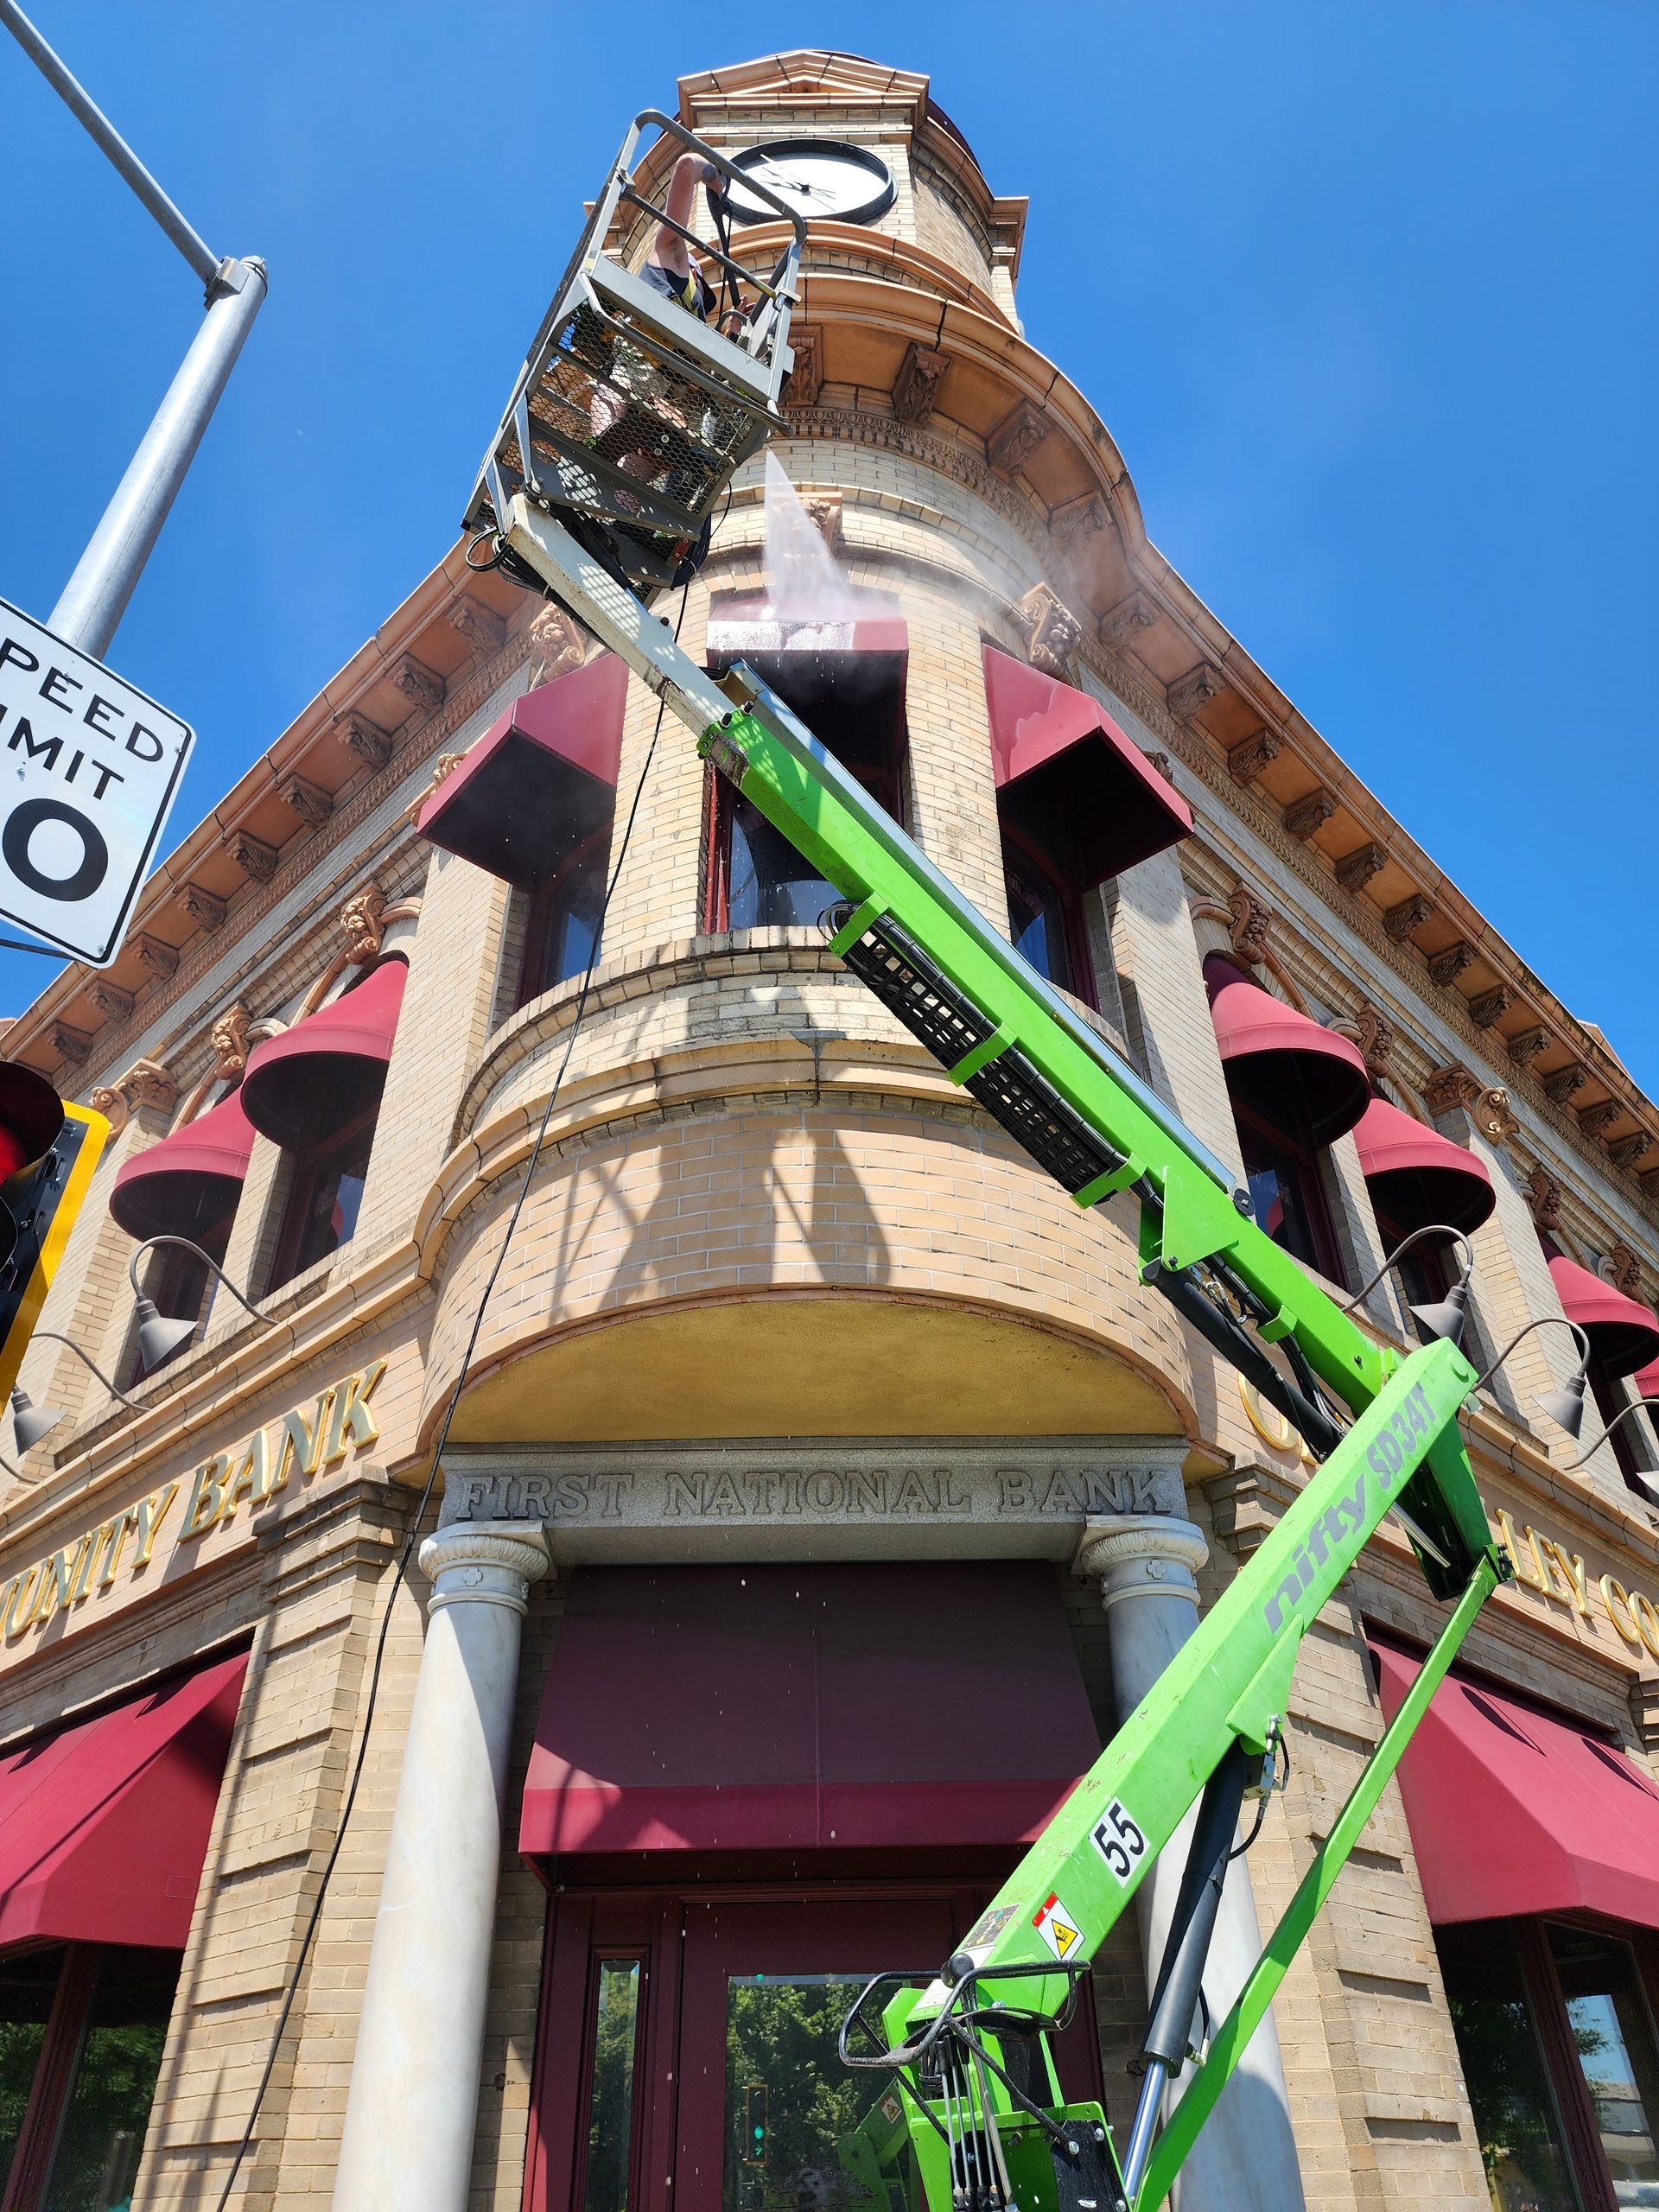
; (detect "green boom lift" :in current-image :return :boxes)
[470,115,1514,2212]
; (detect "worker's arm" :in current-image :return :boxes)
[653,150,716,274]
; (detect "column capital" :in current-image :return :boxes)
[1073,1514,1209,1611]
[419,1520,550,1618]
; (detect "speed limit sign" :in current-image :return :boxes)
[0,595,194,967]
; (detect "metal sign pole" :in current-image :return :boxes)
[46,257,267,658]
[0,0,266,659]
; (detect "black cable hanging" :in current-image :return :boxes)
[213,581,691,2209]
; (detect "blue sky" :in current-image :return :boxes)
[1,3,1653,1085]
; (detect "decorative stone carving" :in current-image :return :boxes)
[405,751,469,828]
[1335,842,1386,894]
[1578,1099,1622,1140]
[338,710,393,772]
[1073,1515,1210,1611]
[130,932,179,982]
[784,325,823,409]
[89,979,134,1023]
[1283,787,1336,841]
[1468,985,1515,1028]
[526,605,588,690]
[1608,1133,1654,1173]
[988,402,1047,480]
[802,492,844,552]
[51,1023,92,1066]
[225,829,278,884]
[1507,1025,1550,1070]
[390,655,444,716]
[178,881,227,933]
[209,1000,254,1079]
[87,1084,124,1132]
[340,884,388,963]
[1098,593,1159,655]
[1382,893,1433,941]
[1051,495,1109,556]
[891,340,949,426]
[1016,582,1083,677]
[1427,940,1478,988]
[279,772,334,829]
[1523,1166,1563,1231]
[1166,662,1227,722]
[1226,728,1281,785]
[117,1059,176,1116]
[447,594,505,654]
[1225,887,1274,968]
[1424,1061,1516,1141]
[1144,751,1175,784]
[1353,1001,1395,1081]
[1542,1063,1587,1104]
[1608,1243,1643,1299]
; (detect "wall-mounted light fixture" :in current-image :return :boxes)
[1468,1316,1592,1440]
[1342,1224,1475,1347]
[7,1330,143,1461]
[126,1235,276,1374]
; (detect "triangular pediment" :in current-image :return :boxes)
[679,49,931,129]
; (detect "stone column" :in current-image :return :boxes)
[332,1521,550,2212]
[1077,1516,1306,2212]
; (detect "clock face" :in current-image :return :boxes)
[721,138,897,227]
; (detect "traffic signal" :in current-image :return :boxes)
[743,2082,768,2168]
[0,1094,108,1404]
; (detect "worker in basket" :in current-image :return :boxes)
[586,150,752,575]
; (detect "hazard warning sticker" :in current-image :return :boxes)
[1031,1891,1083,1961]
[958,1903,1017,1961]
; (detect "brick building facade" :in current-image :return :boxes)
[0,48,1656,2212]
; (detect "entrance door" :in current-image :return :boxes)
[526,1885,1103,2212]
[676,1894,962,2212]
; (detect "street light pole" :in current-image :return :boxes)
[0,0,266,658]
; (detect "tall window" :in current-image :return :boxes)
[516,825,610,1009]
[1001,830,1096,1010]
[702,646,907,934]
[0,1943,179,2210]
[268,1104,377,1293]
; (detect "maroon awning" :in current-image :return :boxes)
[1352,1096,1495,1238]
[1207,969,1371,1147]
[416,656,627,891]
[110,1090,256,1244]
[0,1651,247,1951]
[241,957,408,1152]
[1371,1638,1659,1929]
[983,645,1192,887]
[521,1561,1099,1864]
[1548,1254,1659,1378]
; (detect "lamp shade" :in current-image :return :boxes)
[241,957,408,1153]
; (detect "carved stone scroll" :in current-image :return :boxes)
[338,711,393,772]
[130,932,179,982]
[209,1001,254,1079]
[1578,1099,1622,1140]
[51,1023,92,1066]
[1335,843,1386,895]
[279,773,334,830]
[1283,788,1336,842]
[1166,663,1227,723]
[1353,1001,1395,1081]
[340,884,389,964]
[1099,594,1158,655]
[988,402,1047,480]
[1226,729,1281,785]
[1507,1026,1550,1070]
[1382,893,1433,942]
[1016,582,1084,678]
[117,1059,176,1116]
[178,882,227,933]
[1051,495,1109,555]
[1523,1165,1562,1231]
[1542,1064,1587,1105]
[225,830,278,885]
[1225,887,1274,969]
[527,605,588,690]
[447,594,505,654]
[1468,986,1515,1029]
[390,656,444,716]
[784,325,823,409]
[891,340,949,426]
[1427,941,1477,988]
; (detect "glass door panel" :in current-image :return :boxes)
[1548,1927,1659,2209]
[1437,1923,1581,2212]
[677,1897,962,2212]
[0,1950,66,2198]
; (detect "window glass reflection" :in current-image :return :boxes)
[581,1957,642,2212]
[1437,1923,1579,2212]
[724,1972,908,2212]
[0,1947,65,2194]
[1548,1926,1659,2207]
[42,1946,178,2212]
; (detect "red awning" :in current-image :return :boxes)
[1208,970,1371,1147]
[521,1561,1099,1863]
[416,657,627,891]
[1548,1254,1659,1378]
[110,1090,256,1245]
[1352,1096,1495,1238]
[241,957,408,1153]
[0,1650,247,1951]
[1630,1354,1659,1402]
[983,645,1191,887]
[1371,1640,1659,1929]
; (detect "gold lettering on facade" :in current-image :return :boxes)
[2,1567,39,1640]
[268,1396,331,1495]
[1599,1575,1647,1651]
[181,1454,233,1541]
[129,1483,179,1569]
[319,1361,384,1465]
[1494,1509,1548,1593]
[1630,1592,1659,1662]
[1536,1536,1592,1617]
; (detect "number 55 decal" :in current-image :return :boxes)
[1090,1799,1147,1883]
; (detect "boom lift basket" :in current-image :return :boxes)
[466,111,805,598]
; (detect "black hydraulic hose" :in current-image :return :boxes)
[1144,1256,1344,1459]
[1141,1740,1255,2071]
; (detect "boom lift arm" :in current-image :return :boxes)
[470,117,1510,2209]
